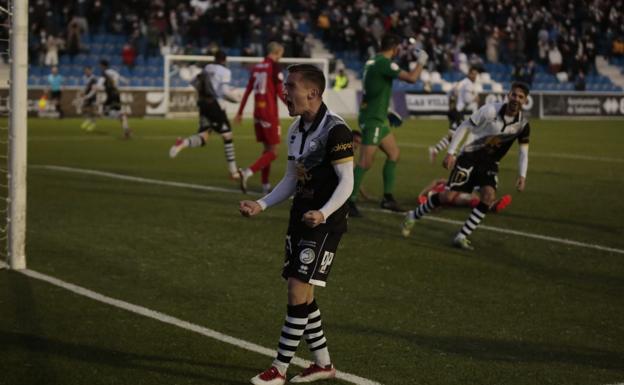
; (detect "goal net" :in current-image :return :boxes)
[161,54,329,118]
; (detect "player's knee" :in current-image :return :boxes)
[358,159,372,170]
[481,190,496,205]
[439,191,453,204]
[221,132,232,141]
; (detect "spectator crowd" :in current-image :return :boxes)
[25,0,624,85]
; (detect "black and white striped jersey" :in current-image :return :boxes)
[286,103,353,232]
[461,102,530,162]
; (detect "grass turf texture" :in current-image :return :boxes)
[1,117,623,385]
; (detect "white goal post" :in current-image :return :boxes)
[3,0,28,269]
[163,54,329,118]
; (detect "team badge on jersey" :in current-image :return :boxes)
[299,248,316,264]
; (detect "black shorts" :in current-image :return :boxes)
[447,153,498,193]
[50,90,61,101]
[448,109,463,131]
[104,92,121,112]
[282,225,343,287]
[83,96,96,108]
[198,99,231,134]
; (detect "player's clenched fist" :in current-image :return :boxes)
[302,210,324,228]
[239,200,262,217]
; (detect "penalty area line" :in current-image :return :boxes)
[34,164,624,256]
[18,268,382,385]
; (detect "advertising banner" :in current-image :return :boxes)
[542,94,624,116]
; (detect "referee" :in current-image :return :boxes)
[240,64,354,384]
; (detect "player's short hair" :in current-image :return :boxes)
[214,50,227,63]
[99,59,109,67]
[511,81,530,96]
[267,41,283,54]
[287,64,326,95]
[469,66,479,73]
[352,130,362,138]
[380,34,401,51]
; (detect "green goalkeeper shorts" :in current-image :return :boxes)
[359,120,391,146]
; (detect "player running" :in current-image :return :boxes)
[402,82,531,250]
[169,50,240,179]
[79,66,99,132]
[348,33,428,217]
[98,60,131,138]
[235,42,286,194]
[428,67,480,163]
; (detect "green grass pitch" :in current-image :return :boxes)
[1,116,623,385]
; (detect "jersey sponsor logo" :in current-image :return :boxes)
[331,142,353,153]
[299,248,316,264]
[298,239,317,248]
[295,162,312,182]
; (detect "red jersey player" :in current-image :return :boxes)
[235,42,286,194]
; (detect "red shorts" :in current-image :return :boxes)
[254,118,281,145]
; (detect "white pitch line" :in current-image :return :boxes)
[35,164,258,196]
[18,268,382,385]
[33,164,624,255]
[28,135,257,142]
[364,207,624,256]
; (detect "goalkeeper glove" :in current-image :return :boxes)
[387,110,403,128]
[413,48,429,66]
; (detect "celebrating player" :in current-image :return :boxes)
[235,42,286,194]
[239,64,353,385]
[348,33,428,217]
[402,82,531,250]
[98,60,131,138]
[428,66,480,163]
[169,50,240,179]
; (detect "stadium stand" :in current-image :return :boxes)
[26,0,624,92]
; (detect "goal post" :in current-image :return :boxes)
[163,54,329,118]
[4,0,28,269]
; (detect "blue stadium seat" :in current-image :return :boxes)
[93,34,106,44]
[28,75,39,86]
[134,55,146,66]
[148,56,164,67]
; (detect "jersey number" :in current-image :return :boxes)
[319,251,334,274]
[253,72,267,95]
